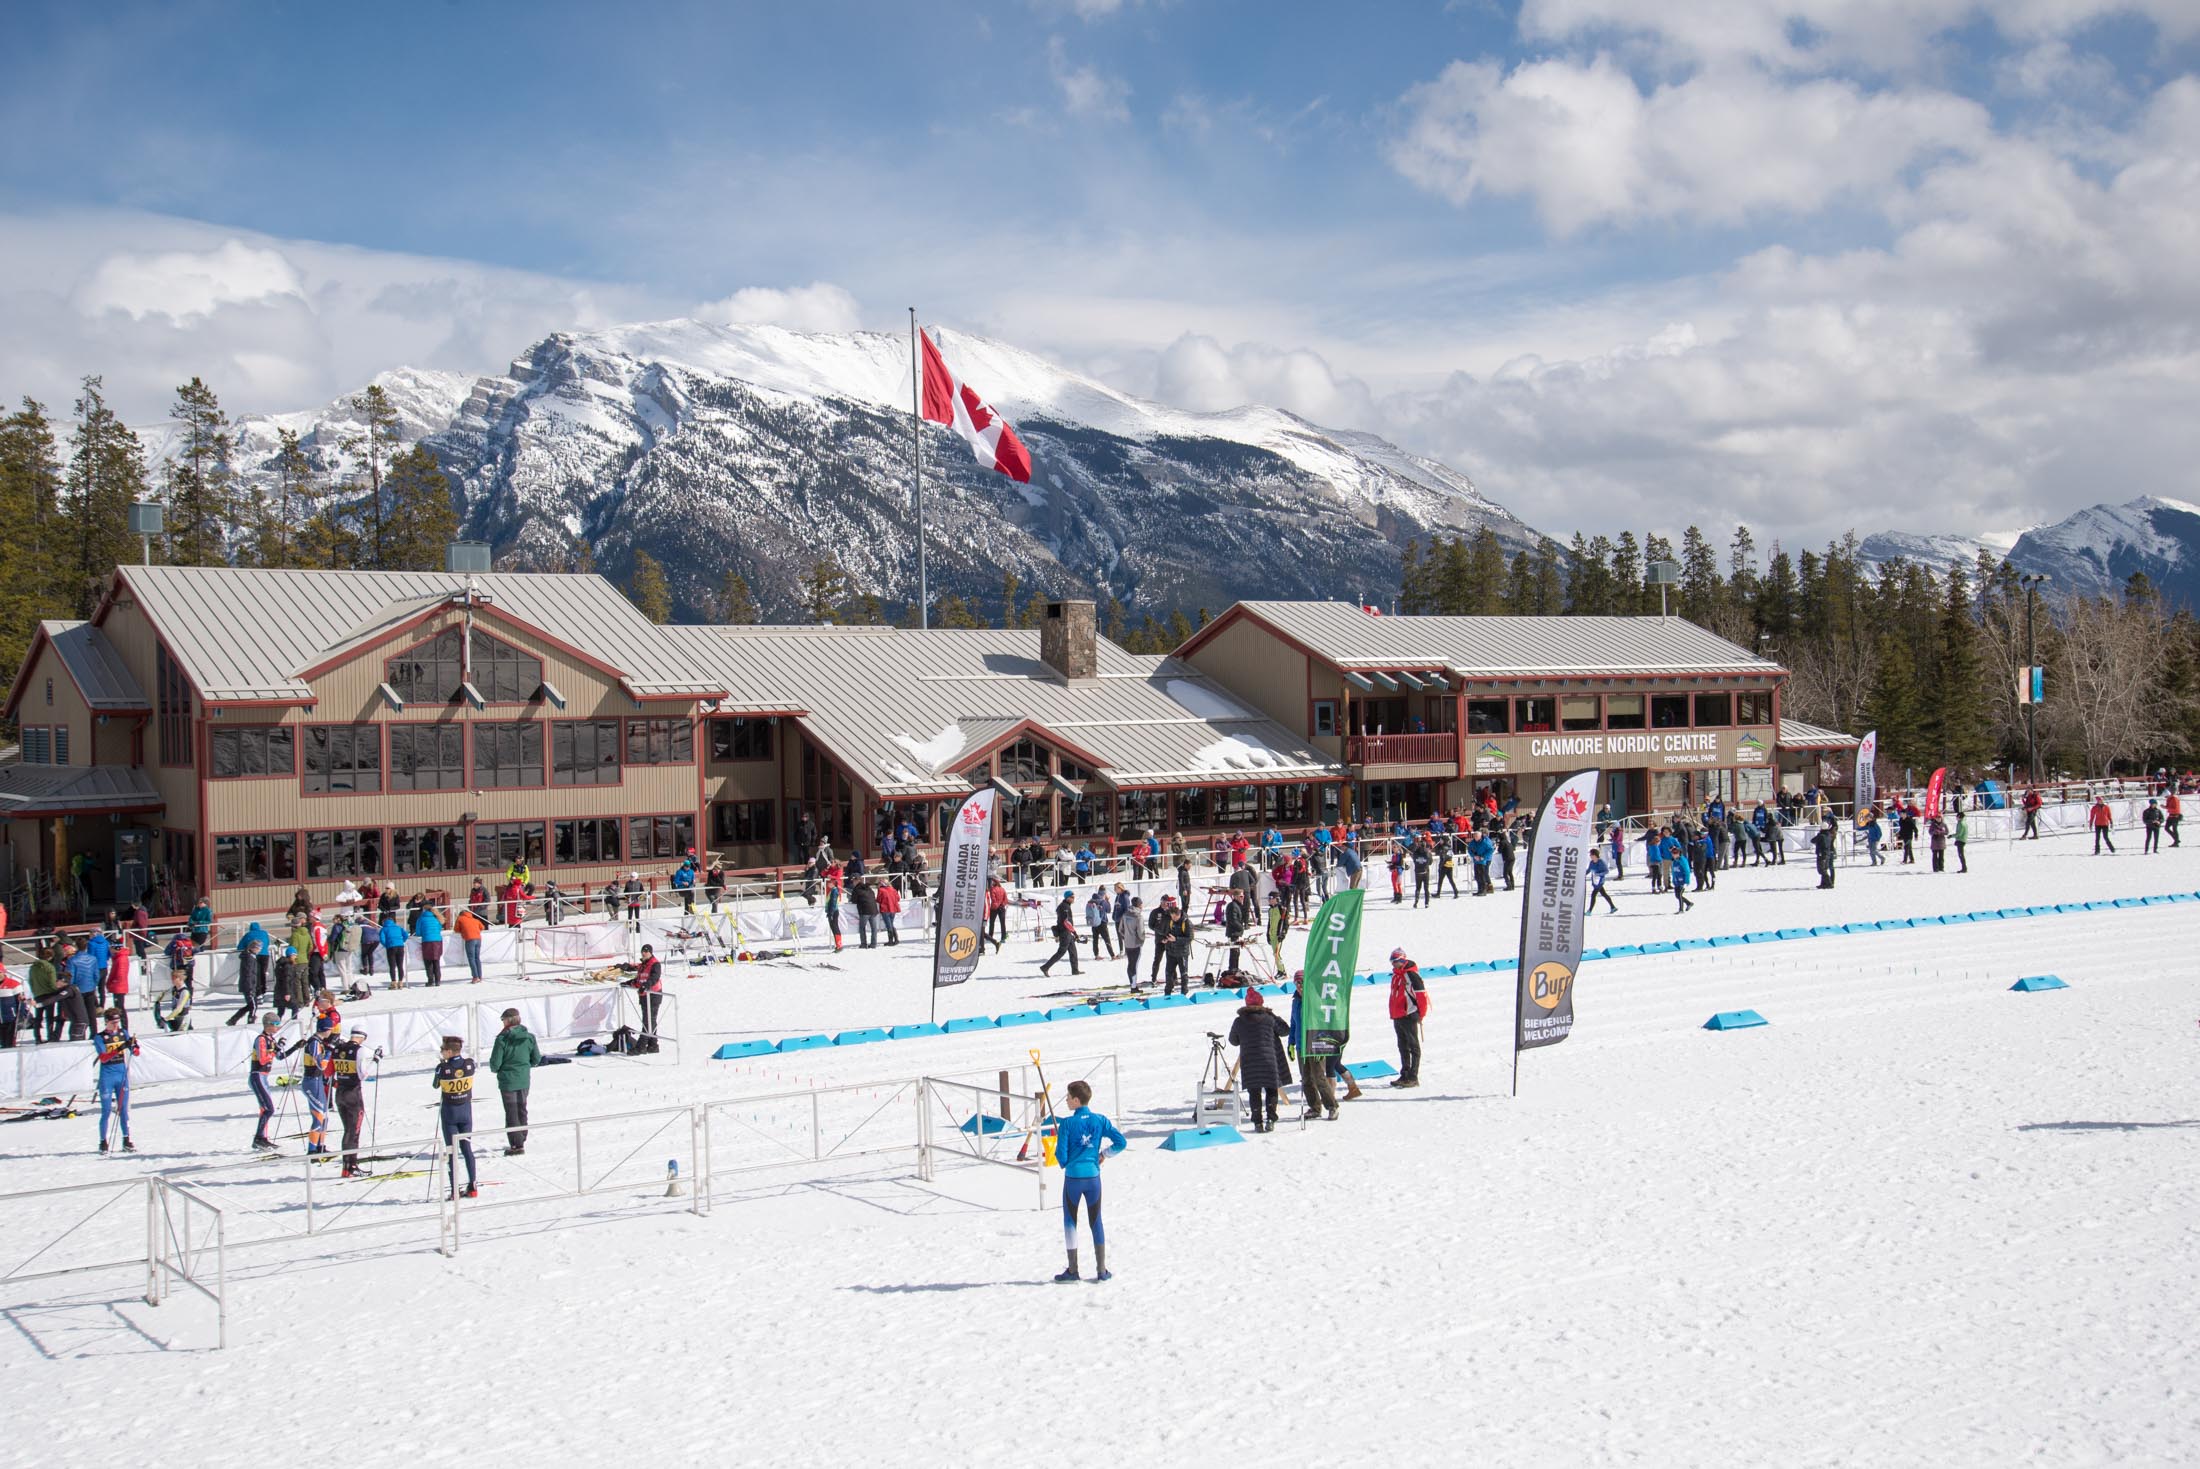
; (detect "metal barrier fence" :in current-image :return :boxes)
[0,1053,1118,1347]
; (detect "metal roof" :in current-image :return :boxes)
[112,566,725,703]
[0,763,164,816]
[37,621,149,711]
[1199,601,1786,679]
[666,624,1341,796]
[1776,718,1860,750]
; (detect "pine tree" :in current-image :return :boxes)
[341,384,403,568]
[846,592,886,626]
[1102,596,1127,644]
[1611,532,1645,614]
[262,427,315,568]
[1863,632,1923,773]
[0,398,65,699]
[718,571,758,625]
[998,571,1022,629]
[1927,563,1991,771]
[1755,548,1798,644]
[163,377,234,566]
[379,445,459,572]
[64,377,146,615]
[629,550,673,623]
[1531,539,1565,615]
[1165,610,1194,647]
[937,593,983,629]
[1503,551,1536,613]
[801,557,847,623]
[1462,528,1507,614]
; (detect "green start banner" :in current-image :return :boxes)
[1299,887,1363,1058]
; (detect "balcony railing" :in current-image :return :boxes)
[1346,732,1457,766]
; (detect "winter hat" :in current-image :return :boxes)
[1244,988,1265,1007]
[1390,946,1408,962]
[349,1025,367,1037]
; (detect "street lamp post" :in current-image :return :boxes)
[2021,573,2047,785]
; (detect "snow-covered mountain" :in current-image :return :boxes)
[1861,498,2200,606]
[158,320,1544,621]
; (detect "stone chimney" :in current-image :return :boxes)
[1040,599,1098,683]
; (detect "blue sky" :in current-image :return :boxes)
[4,0,2199,549]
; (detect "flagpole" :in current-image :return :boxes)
[910,307,928,631]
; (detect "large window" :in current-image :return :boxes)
[1694,692,1733,728]
[998,736,1048,785]
[1269,783,1312,824]
[625,717,693,765]
[1737,690,1773,725]
[710,718,774,761]
[385,627,543,705]
[211,725,294,778]
[305,828,383,879]
[711,801,775,846]
[1605,694,1646,731]
[1466,699,1509,735]
[1060,795,1112,837]
[391,824,467,874]
[552,720,621,785]
[1213,785,1261,825]
[389,725,464,791]
[1174,787,1212,829]
[1114,790,1169,834]
[1513,697,1556,733]
[157,642,192,768]
[628,813,696,861]
[1652,770,1689,807]
[1560,696,1600,732]
[475,821,546,871]
[1650,694,1690,729]
[472,721,544,788]
[554,817,623,865]
[304,724,381,794]
[796,742,854,853]
[214,831,297,885]
[1736,766,1774,803]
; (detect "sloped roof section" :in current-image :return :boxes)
[1195,601,1786,679]
[667,624,1341,796]
[1776,718,1860,750]
[28,621,149,713]
[0,763,164,816]
[112,566,723,703]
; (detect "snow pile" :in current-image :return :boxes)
[1158,678,1256,722]
[1188,732,1291,772]
[890,723,967,772]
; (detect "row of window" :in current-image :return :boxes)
[1313,690,1773,738]
[16,725,68,765]
[210,717,701,791]
[213,813,699,885]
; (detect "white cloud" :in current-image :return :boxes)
[696,282,862,333]
[1150,333,1381,429]
[74,239,306,322]
[1047,37,1130,121]
[1390,56,1988,235]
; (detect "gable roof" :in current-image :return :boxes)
[1179,601,1786,680]
[105,566,725,704]
[1776,718,1860,750]
[2,620,150,720]
[667,624,1341,797]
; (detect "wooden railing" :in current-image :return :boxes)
[1346,732,1457,766]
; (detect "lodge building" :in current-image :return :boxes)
[0,567,1844,923]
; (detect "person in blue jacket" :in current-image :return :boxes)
[1051,1079,1126,1283]
[379,913,410,987]
[1669,846,1695,912]
[413,902,445,986]
[64,939,103,1039]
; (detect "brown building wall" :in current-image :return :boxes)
[1180,618,1319,749]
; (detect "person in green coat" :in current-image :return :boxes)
[488,1008,542,1156]
[28,947,62,1043]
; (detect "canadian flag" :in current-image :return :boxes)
[920,329,1033,484]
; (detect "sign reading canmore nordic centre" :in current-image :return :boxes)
[1472,727,1771,776]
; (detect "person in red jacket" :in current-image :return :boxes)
[2168,790,2184,848]
[1387,947,1428,1089]
[985,875,1009,954]
[627,944,663,1041]
[2090,796,2116,855]
[2021,786,2043,839]
[876,878,902,947]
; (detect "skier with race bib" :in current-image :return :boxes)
[91,1008,138,1152]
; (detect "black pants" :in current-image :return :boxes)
[1090,924,1115,958]
[2095,827,2115,853]
[1817,856,1836,888]
[1164,949,1188,995]
[338,1086,365,1166]
[226,981,261,1026]
[2023,811,2039,838]
[1591,885,1616,912]
[441,1106,477,1193]
[637,989,662,1037]
[501,1088,529,1152]
[2169,815,2182,846]
[1473,864,1493,895]
[1931,849,1945,871]
[1125,947,1142,984]
[420,941,443,986]
[1041,933,1081,975]
[0,1011,16,1048]
[1411,876,1430,908]
[2144,828,2161,853]
[1246,1085,1278,1127]
[386,949,407,986]
[1438,870,1459,898]
[1956,841,1967,871]
[37,999,62,1043]
[1392,1015,1421,1082]
[1150,943,1167,983]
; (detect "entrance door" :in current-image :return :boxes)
[114,828,151,908]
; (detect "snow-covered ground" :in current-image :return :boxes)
[4,827,2197,1467]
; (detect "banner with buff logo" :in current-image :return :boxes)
[932,788,996,989]
[1514,768,1601,1086]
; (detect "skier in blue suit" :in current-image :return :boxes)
[1051,1079,1126,1283]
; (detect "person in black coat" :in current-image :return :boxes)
[1039,891,1082,977]
[1228,989,1293,1133]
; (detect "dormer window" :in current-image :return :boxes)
[384,627,543,705]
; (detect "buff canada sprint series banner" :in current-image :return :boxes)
[932,788,996,988]
[1515,767,1601,1055]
